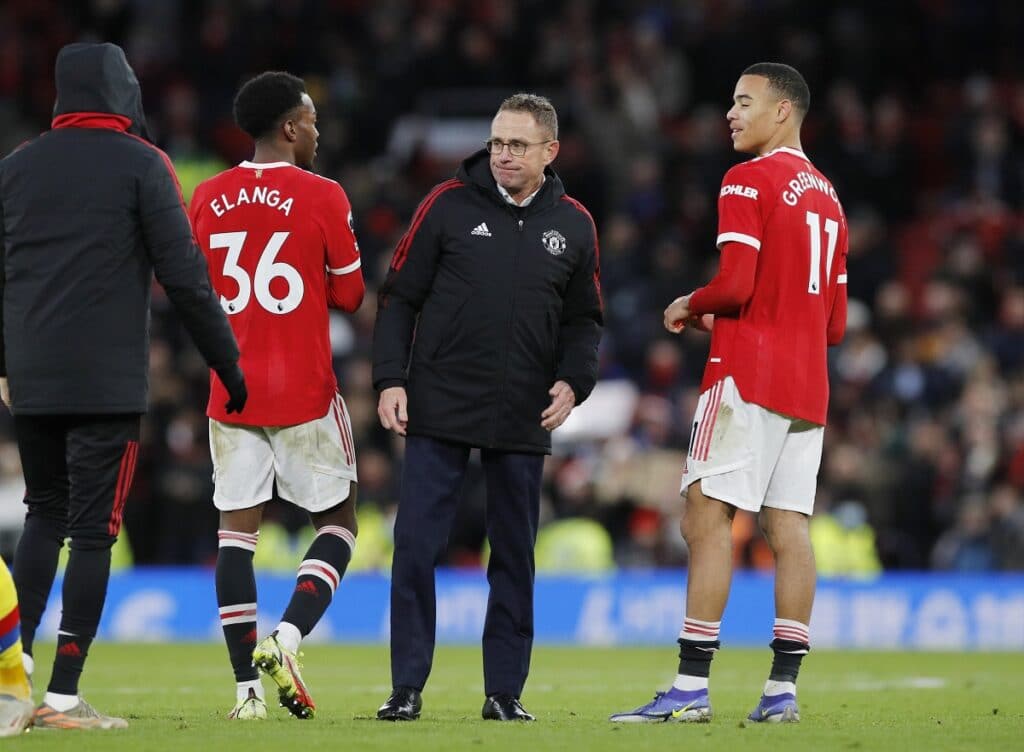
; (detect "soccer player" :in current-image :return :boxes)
[0,558,32,737]
[190,72,365,721]
[610,63,848,724]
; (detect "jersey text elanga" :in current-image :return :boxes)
[209,186,294,217]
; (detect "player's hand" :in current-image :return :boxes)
[663,294,693,333]
[0,378,9,409]
[378,386,409,436]
[541,380,576,431]
[689,313,715,333]
[215,363,248,414]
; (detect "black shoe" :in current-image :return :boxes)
[482,693,535,721]
[377,687,422,721]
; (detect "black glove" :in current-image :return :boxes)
[214,363,248,414]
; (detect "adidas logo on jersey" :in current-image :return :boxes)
[471,222,492,237]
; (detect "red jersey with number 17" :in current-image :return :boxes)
[702,147,848,424]
[190,161,364,427]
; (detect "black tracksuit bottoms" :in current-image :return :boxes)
[390,435,543,698]
[11,413,140,652]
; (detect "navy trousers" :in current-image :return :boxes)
[390,435,543,698]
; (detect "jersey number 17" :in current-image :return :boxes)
[805,211,839,295]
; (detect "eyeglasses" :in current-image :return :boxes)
[485,139,553,157]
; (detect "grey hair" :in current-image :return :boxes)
[497,93,558,140]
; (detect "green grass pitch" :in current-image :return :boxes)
[16,643,1023,750]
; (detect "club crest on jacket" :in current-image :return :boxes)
[542,229,566,256]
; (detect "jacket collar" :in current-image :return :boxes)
[456,149,565,210]
[51,112,132,132]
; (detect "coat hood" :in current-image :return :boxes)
[457,148,565,208]
[52,42,151,140]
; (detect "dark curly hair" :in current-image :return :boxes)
[233,71,307,140]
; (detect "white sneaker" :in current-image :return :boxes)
[0,694,33,736]
[228,688,267,720]
[32,696,128,730]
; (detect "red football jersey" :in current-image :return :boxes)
[701,147,848,424]
[190,161,363,426]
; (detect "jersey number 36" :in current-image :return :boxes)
[209,231,304,315]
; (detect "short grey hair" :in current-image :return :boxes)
[497,93,558,140]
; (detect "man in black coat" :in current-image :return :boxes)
[0,42,245,729]
[373,93,602,721]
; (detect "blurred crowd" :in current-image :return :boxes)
[1,0,1024,573]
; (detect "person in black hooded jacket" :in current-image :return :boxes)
[0,42,244,729]
[373,93,602,722]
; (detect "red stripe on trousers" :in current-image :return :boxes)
[332,397,353,465]
[340,396,355,464]
[690,383,717,459]
[703,381,726,459]
[694,381,722,461]
[119,441,139,531]
[389,180,461,271]
[108,444,130,536]
[108,440,138,536]
[337,395,356,466]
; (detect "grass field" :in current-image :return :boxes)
[13,643,1023,750]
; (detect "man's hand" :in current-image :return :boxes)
[0,378,9,409]
[664,294,693,333]
[378,386,409,436]
[689,313,715,333]
[215,363,248,414]
[541,380,576,431]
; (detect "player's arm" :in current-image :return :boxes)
[327,260,364,312]
[323,183,365,312]
[667,165,764,333]
[555,208,603,406]
[138,153,239,372]
[371,195,445,392]
[827,237,849,345]
[688,242,757,315]
[663,243,755,333]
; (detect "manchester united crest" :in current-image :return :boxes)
[542,229,567,256]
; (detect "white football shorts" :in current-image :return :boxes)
[680,376,823,515]
[210,393,358,512]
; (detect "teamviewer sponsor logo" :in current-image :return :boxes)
[471,222,492,237]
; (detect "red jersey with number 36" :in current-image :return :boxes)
[702,147,848,424]
[190,161,363,426]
